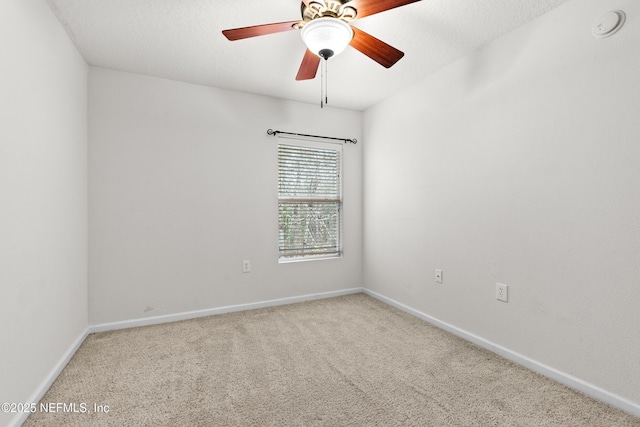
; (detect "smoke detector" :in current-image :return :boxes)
[592,10,626,39]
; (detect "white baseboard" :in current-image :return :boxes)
[88,287,364,333]
[10,328,90,427]
[363,288,640,418]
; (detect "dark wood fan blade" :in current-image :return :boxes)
[348,0,421,19]
[296,49,321,80]
[222,21,300,41]
[349,26,404,68]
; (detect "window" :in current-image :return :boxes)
[278,141,342,261]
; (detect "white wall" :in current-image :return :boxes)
[0,1,88,425]
[88,68,363,324]
[363,0,639,408]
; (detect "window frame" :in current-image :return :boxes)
[277,138,343,262]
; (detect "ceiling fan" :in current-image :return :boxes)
[222,0,422,81]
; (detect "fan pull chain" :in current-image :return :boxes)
[320,57,328,108]
[320,57,323,108]
[318,49,333,109]
[324,57,328,107]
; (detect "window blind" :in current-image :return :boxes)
[278,143,342,260]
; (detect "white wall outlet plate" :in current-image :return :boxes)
[496,283,508,302]
[435,269,443,283]
[242,260,251,273]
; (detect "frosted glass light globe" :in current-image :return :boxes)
[301,18,353,58]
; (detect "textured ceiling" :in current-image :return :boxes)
[47,0,572,111]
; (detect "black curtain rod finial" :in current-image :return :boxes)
[267,129,357,144]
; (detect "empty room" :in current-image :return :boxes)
[1,0,639,426]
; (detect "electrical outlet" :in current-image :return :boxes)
[242,260,251,273]
[496,283,508,302]
[435,269,443,283]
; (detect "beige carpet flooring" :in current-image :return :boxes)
[25,293,640,426]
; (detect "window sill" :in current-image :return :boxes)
[278,254,343,264]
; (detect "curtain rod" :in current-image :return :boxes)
[267,129,357,144]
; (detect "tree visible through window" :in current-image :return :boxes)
[278,142,342,260]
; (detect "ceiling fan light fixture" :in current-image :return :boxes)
[301,17,353,58]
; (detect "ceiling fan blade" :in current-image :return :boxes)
[347,0,421,19]
[296,49,321,80]
[222,21,300,41]
[349,26,404,68]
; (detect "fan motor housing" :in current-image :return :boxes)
[301,0,357,23]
